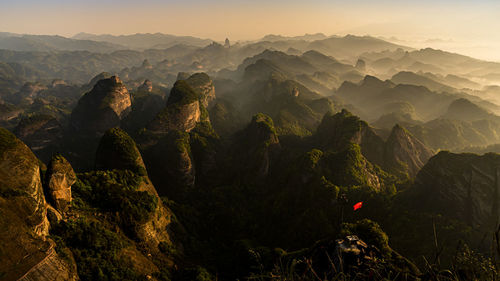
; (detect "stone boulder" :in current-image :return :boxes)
[44,154,76,213]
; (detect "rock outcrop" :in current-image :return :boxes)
[0,128,77,280]
[70,75,131,136]
[315,110,434,180]
[282,220,420,280]
[138,79,153,92]
[141,78,218,198]
[0,128,48,236]
[383,124,434,178]
[147,80,202,134]
[185,73,216,109]
[412,151,500,228]
[44,154,76,213]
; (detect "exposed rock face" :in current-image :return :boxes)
[44,155,76,213]
[185,73,216,109]
[148,80,202,134]
[138,79,153,92]
[413,151,500,227]
[96,128,147,175]
[70,75,131,136]
[315,110,433,180]
[0,128,48,236]
[16,245,77,281]
[284,227,419,280]
[383,124,434,178]
[0,128,77,280]
[141,79,218,197]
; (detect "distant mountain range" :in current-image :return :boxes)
[72,32,214,49]
[0,32,123,52]
[0,32,408,55]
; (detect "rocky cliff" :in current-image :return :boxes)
[44,155,76,214]
[147,80,202,134]
[185,73,216,109]
[140,78,219,197]
[383,124,434,178]
[315,110,433,179]
[138,79,153,92]
[70,75,131,136]
[0,128,77,280]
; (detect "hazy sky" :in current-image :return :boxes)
[1,0,500,60]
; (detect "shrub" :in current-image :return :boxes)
[51,218,147,281]
[73,170,157,227]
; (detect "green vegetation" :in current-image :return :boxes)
[252,113,278,137]
[0,128,17,156]
[186,73,211,87]
[51,218,147,281]
[341,219,390,255]
[14,113,54,129]
[96,128,147,175]
[321,143,379,188]
[4,49,500,281]
[73,170,157,228]
[316,109,366,149]
[167,80,199,107]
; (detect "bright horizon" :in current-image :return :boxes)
[1,0,500,61]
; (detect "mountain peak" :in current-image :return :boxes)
[384,124,434,178]
[443,98,490,121]
[70,75,131,135]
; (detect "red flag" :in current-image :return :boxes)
[353,201,363,211]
